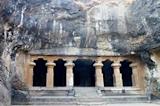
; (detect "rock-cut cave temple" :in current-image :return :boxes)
[1,0,160,105]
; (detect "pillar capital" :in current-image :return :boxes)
[130,63,137,67]
[46,62,56,66]
[93,62,103,67]
[29,62,36,66]
[112,63,121,67]
[65,61,75,67]
[94,62,103,71]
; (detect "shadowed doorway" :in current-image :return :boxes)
[54,59,66,87]
[33,58,47,87]
[120,60,133,86]
[102,60,114,87]
[73,59,95,87]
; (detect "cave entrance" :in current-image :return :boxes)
[102,60,114,87]
[33,58,47,87]
[73,59,95,87]
[54,59,66,87]
[120,60,133,86]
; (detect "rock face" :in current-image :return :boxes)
[0,0,159,52]
[0,0,160,105]
[0,59,10,106]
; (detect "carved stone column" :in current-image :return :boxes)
[130,63,139,87]
[65,60,75,87]
[94,61,104,87]
[112,62,123,87]
[46,62,56,88]
[28,62,36,87]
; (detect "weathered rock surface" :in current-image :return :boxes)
[0,0,159,52]
[0,59,10,106]
[0,0,160,105]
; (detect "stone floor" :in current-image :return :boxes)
[12,102,160,106]
[107,103,160,106]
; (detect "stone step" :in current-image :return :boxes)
[28,87,143,96]
[29,87,74,96]
[12,87,148,105]
[12,104,111,106]
[74,87,100,97]
[12,95,148,105]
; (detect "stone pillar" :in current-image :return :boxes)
[130,63,139,87]
[65,60,75,87]
[112,62,123,87]
[28,62,36,87]
[46,62,56,88]
[94,61,104,87]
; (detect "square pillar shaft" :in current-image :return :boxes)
[94,62,104,87]
[112,63,123,87]
[46,62,56,88]
[130,63,139,88]
[28,62,36,87]
[65,61,74,87]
